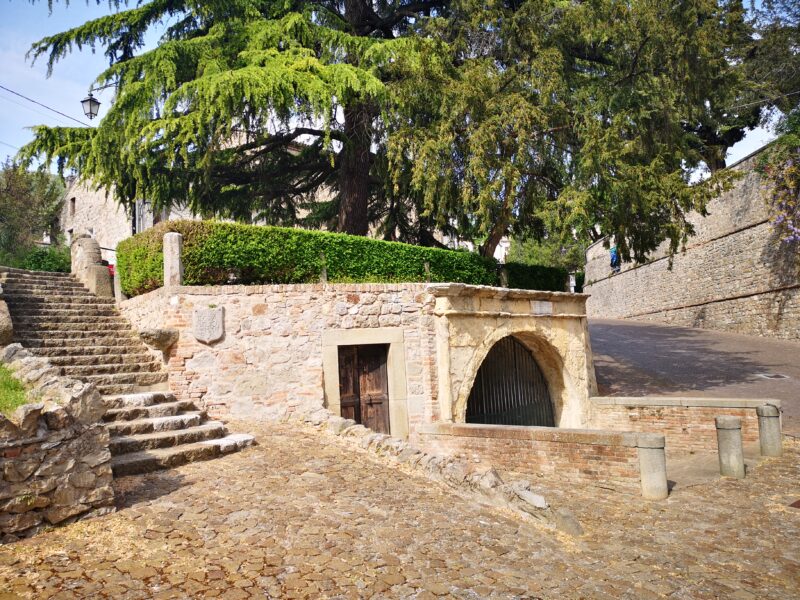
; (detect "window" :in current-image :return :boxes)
[69,197,76,217]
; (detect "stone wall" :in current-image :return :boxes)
[414,423,652,494]
[120,283,439,427]
[584,151,800,340]
[119,283,597,436]
[588,397,773,455]
[0,345,114,543]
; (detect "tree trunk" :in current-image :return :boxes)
[338,0,373,236]
[338,103,372,235]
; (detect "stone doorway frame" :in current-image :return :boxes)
[322,328,410,439]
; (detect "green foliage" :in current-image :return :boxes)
[20,246,71,273]
[117,220,501,296]
[0,365,27,418]
[0,160,65,266]
[508,237,588,273]
[504,263,567,294]
[20,1,760,261]
[574,272,585,293]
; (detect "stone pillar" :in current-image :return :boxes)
[70,235,113,297]
[715,416,745,478]
[113,272,127,305]
[756,405,782,457]
[163,232,183,287]
[637,433,668,500]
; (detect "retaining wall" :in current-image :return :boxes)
[584,151,800,340]
[414,422,659,494]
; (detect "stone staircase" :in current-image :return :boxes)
[1,267,253,475]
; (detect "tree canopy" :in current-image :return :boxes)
[20,0,772,262]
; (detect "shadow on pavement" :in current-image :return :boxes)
[590,320,787,396]
[113,471,187,509]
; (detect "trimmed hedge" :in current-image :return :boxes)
[117,220,569,297]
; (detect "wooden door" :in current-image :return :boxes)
[338,344,390,434]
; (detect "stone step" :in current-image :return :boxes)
[30,345,149,358]
[12,322,131,332]
[8,307,120,317]
[105,412,204,436]
[0,267,73,278]
[14,330,139,342]
[3,295,116,305]
[104,400,198,423]
[22,341,143,354]
[60,361,162,377]
[97,382,166,396]
[103,391,178,409]
[109,421,225,455]
[3,285,89,294]
[2,278,87,287]
[12,315,127,325]
[110,434,255,476]
[83,371,168,386]
[48,353,155,367]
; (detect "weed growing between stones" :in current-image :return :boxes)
[0,364,26,416]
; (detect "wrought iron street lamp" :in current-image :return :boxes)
[81,92,100,120]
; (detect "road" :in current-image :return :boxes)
[590,319,800,435]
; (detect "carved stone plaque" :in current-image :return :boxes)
[531,300,553,316]
[193,307,224,344]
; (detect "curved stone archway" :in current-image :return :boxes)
[465,335,556,427]
[430,284,596,429]
[452,326,572,426]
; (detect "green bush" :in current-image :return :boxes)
[574,272,585,293]
[19,246,71,273]
[117,220,570,297]
[504,262,568,292]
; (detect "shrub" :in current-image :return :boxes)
[19,246,71,273]
[117,220,570,297]
[504,262,568,292]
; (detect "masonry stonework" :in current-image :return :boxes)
[584,152,800,340]
[119,283,597,438]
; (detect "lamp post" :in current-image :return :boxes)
[81,92,100,120]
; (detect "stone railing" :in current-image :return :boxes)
[0,344,114,543]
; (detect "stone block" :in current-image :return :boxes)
[0,511,43,534]
[139,328,179,352]
[1,343,28,363]
[0,301,12,346]
[86,264,114,297]
[13,403,44,436]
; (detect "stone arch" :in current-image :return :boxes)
[452,326,576,427]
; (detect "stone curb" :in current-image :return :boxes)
[289,408,583,537]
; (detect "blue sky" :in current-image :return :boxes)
[0,0,777,167]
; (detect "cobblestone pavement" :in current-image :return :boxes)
[1,421,799,599]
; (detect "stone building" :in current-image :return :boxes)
[58,177,512,265]
[583,148,799,341]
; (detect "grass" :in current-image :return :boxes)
[0,364,28,417]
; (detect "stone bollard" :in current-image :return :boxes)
[163,232,183,287]
[637,433,668,500]
[756,405,782,457]
[715,416,745,478]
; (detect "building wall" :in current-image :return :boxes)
[60,180,132,264]
[583,152,800,340]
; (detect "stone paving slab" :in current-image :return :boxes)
[1,420,799,599]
